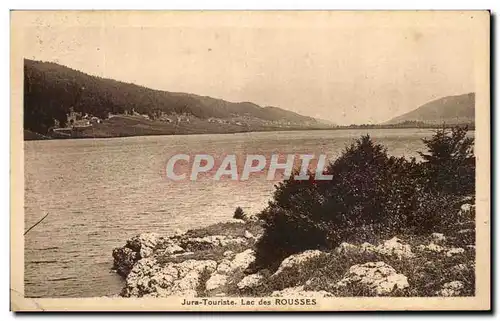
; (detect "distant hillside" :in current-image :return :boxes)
[23,59,320,136]
[385,93,475,125]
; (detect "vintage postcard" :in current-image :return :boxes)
[10,10,490,311]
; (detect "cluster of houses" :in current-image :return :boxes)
[53,107,307,132]
[52,107,102,130]
[67,110,102,128]
[208,118,233,125]
[207,117,296,128]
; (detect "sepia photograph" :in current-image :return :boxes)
[10,10,490,311]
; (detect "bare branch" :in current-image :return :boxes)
[24,213,49,236]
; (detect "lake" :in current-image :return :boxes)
[24,128,439,297]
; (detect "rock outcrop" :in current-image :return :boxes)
[113,230,253,279]
[237,273,265,290]
[112,247,140,277]
[122,258,217,297]
[112,216,474,298]
[336,261,409,295]
[273,250,324,277]
[180,235,248,251]
[335,242,360,255]
[436,281,464,297]
[417,242,445,253]
[430,233,446,244]
[205,273,228,291]
[373,237,414,259]
[335,237,414,259]
[230,249,256,272]
[112,232,182,277]
[446,247,465,257]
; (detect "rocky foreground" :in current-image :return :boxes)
[112,204,475,298]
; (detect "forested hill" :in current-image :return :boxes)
[385,93,475,125]
[24,59,319,135]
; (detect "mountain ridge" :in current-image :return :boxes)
[23,59,322,136]
[385,93,475,125]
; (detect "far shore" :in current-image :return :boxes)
[24,124,474,142]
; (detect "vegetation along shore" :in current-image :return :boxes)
[112,126,475,297]
[24,59,474,140]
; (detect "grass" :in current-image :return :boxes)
[148,211,474,297]
[196,267,213,297]
[245,231,475,297]
[183,221,263,239]
[156,220,262,265]
[157,242,250,265]
[219,226,475,297]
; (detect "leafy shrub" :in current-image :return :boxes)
[418,126,475,195]
[253,128,475,270]
[253,135,413,269]
[233,206,247,220]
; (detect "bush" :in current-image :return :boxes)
[418,126,475,195]
[253,128,475,270]
[233,206,246,220]
[254,135,415,269]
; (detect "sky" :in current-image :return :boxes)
[17,11,484,125]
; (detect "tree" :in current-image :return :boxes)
[233,206,246,220]
[252,135,416,270]
[418,126,475,195]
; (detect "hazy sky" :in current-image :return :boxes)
[19,11,483,124]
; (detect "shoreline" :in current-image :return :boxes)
[112,201,476,298]
[24,126,474,142]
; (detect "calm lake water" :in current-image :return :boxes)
[25,128,439,297]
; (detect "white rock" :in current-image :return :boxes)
[344,239,414,259]
[336,261,409,295]
[230,249,256,272]
[205,273,228,291]
[216,259,233,274]
[417,242,445,253]
[172,228,185,237]
[271,286,332,297]
[123,258,162,297]
[176,259,217,278]
[450,264,469,274]
[169,251,194,258]
[375,237,414,259]
[247,215,260,222]
[159,260,216,297]
[361,242,377,252]
[171,270,203,294]
[150,264,178,289]
[458,204,475,220]
[460,203,474,213]
[237,273,265,290]
[219,237,247,247]
[436,281,464,297]
[244,230,254,239]
[128,233,162,258]
[123,258,217,297]
[458,229,475,235]
[273,250,324,276]
[162,243,185,255]
[186,235,247,248]
[431,233,446,244]
[223,250,234,258]
[336,242,360,255]
[446,248,465,257]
